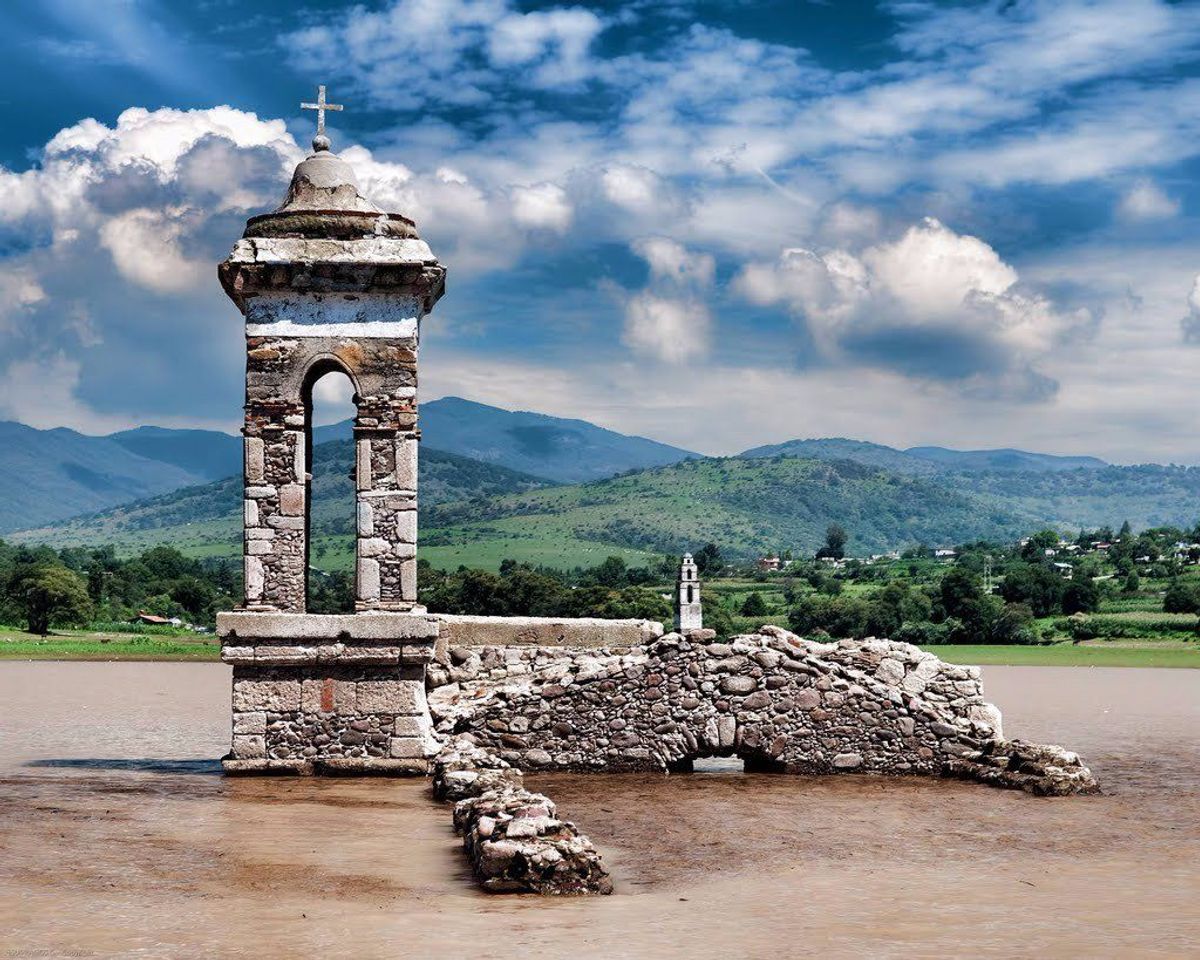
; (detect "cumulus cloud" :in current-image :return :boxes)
[1118,179,1181,221]
[510,182,573,232]
[735,218,1092,396]
[620,238,714,364]
[99,207,208,292]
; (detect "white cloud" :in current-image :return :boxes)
[1118,179,1181,221]
[0,268,46,336]
[510,182,573,232]
[736,218,1092,394]
[488,8,604,85]
[0,354,127,433]
[99,207,207,293]
[622,293,710,364]
[634,237,715,287]
[286,0,605,110]
[619,238,714,364]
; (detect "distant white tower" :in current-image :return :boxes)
[675,553,703,631]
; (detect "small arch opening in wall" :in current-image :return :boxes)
[669,752,787,775]
[301,362,358,613]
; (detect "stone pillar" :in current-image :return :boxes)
[216,127,446,775]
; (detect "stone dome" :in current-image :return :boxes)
[242,143,417,241]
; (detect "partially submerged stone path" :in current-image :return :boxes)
[427,626,1099,894]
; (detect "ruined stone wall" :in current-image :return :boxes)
[428,627,1098,795]
[433,737,612,895]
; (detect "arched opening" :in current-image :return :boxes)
[686,585,694,604]
[301,361,358,613]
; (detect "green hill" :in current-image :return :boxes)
[421,456,1035,561]
[15,444,1200,573]
[11,442,553,565]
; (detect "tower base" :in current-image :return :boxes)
[217,611,440,775]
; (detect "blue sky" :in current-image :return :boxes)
[2,0,1200,462]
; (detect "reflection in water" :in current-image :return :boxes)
[0,661,1197,959]
[28,758,222,775]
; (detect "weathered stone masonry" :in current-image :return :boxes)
[217,119,445,774]
[429,627,1099,797]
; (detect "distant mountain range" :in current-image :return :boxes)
[7,398,1197,564]
[12,433,1200,568]
[740,438,1108,475]
[0,397,700,533]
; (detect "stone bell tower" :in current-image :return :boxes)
[675,553,703,631]
[215,88,443,774]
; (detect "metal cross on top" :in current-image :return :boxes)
[301,85,343,151]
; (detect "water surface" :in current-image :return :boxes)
[1,663,1197,959]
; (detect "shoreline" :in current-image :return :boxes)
[1,635,1197,668]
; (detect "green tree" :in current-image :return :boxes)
[1000,562,1065,617]
[1122,570,1141,594]
[740,591,768,617]
[816,523,848,560]
[1061,577,1100,615]
[13,566,93,636]
[592,556,628,588]
[1163,581,1200,615]
[694,542,722,575]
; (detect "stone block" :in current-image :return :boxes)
[246,539,274,556]
[232,679,301,712]
[394,510,417,544]
[339,645,402,663]
[245,485,276,499]
[393,714,431,738]
[358,537,391,558]
[400,558,417,601]
[246,527,275,540]
[217,611,439,641]
[232,735,266,759]
[359,679,425,715]
[389,737,428,759]
[357,500,374,536]
[233,712,267,735]
[244,498,259,527]
[292,432,306,483]
[244,557,265,602]
[356,439,373,491]
[255,645,315,663]
[245,437,265,483]
[221,645,255,663]
[267,515,305,529]
[279,484,305,516]
[358,558,381,601]
[394,438,417,489]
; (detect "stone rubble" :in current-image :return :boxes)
[427,627,1100,797]
[433,736,613,895]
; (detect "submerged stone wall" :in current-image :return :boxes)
[433,737,612,895]
[428,627,1098,796]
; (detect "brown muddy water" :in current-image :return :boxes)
[0,663,1197,960]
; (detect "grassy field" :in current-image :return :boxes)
[0,627,220,661]
[931,642,1200,668]
[4,625,1196,668]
